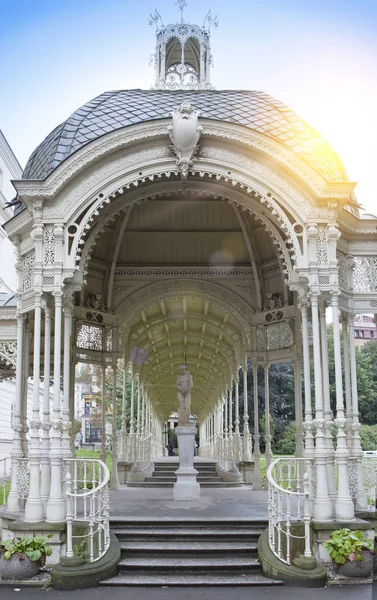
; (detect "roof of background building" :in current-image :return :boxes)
[0,292,17,307]
[22,89,348,183]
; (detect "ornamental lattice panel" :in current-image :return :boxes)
[353,257,377,293]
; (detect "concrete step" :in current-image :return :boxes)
[145,476,223,482]
[118,556,262,572]
[100,573,283,586]
[127,481,243,488]
[110,519,268,530]
[119,541,259,553]
[112,530,263,543]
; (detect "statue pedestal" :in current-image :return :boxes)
[174,426,200,500]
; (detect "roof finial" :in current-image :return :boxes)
[149,8,164,31]
[203,9,219,31]
[176,0,187,23]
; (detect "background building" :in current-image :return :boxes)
[353,314,377,345]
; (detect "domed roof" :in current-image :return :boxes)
[23,89,347,182]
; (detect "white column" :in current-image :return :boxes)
[118,367,127,461]
[46,292,65,522]
[331,294,354,520]
[234,373,240,435]
[300,299,315,485]
[319,301,336,505]
[342,315,354,450]
[253,364,262,489]
[228,380,233,434]
[7,315,25,511]
[348,313,368,510]
[40,302,52,513]
[21,319,30,456]
[224,390,228,436]
[311,293,333,521]
[110,360,120,490]
[294,359,304,458]
[264,364,272,470]
[62,299,73,458]
[100,365,107,463]
[129,372,135,461]
[242,362,252,461]
[25,295,44,522]
[137,377,141,436]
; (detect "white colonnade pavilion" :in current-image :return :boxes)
[1,5,377,531]
[0,93,376,526]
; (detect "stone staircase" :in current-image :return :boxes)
[100,518,283,586]
[127,459,243,488]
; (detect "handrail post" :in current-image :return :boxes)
[66,473,74,558]
[303,473,312,558]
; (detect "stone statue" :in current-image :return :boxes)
[176,365,193,426]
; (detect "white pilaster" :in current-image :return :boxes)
[7,315,25,512]
[46,292,65,523]
[342,315,353,451]
[331,294,354,520]
[242,362,252,462]
[264,363,272,469]
[100,365,107,463]
[319,300,336,506]
[40,302,52,514]
[252,364,262,489]
[300,299,315,488]
[311,293,333,521]
[110,360,120,490]
[118,367,128,461]
[348,313,368,510]
[61,298,73,458]
[24,295,44,522]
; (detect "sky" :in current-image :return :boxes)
[1,0,377,214]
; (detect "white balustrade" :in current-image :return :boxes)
[267,458,312,565]
[64,458,110,563]
[361,456,377,510]
[0,457,11,505]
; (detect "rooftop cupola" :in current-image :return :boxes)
[149,0,218,90]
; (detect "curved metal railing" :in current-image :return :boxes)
[64,458,110,563]
[267,457,312,565]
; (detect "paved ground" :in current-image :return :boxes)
[109,485,269,519]
[0,584,374,599]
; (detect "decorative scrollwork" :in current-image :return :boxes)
[266,322,293,350]
[316,225,328,266]
[353,256,377,293]
[43,226,56,266]
[22,252,35,292]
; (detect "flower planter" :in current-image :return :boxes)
[0,553,40,580]
[337,551,373,579]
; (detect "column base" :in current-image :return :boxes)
[313,499,334,522]
[24,500,44,523]
[174,468,200,500]
[174,426,200,500]
[45,499,66,523]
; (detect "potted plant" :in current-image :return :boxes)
[323,528,374,578]
[0,535,52,580]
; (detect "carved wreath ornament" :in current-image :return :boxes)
[167,103,202,179]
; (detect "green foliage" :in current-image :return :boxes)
[360,424,377,450]
[0,535,53,563]
[274,421,297,455]
[73,540,87,559]
[323,528,374,565]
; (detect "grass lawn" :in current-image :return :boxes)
[75,449,113,473]
[0,481,10,506]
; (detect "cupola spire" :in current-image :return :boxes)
[149,1,218,90]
